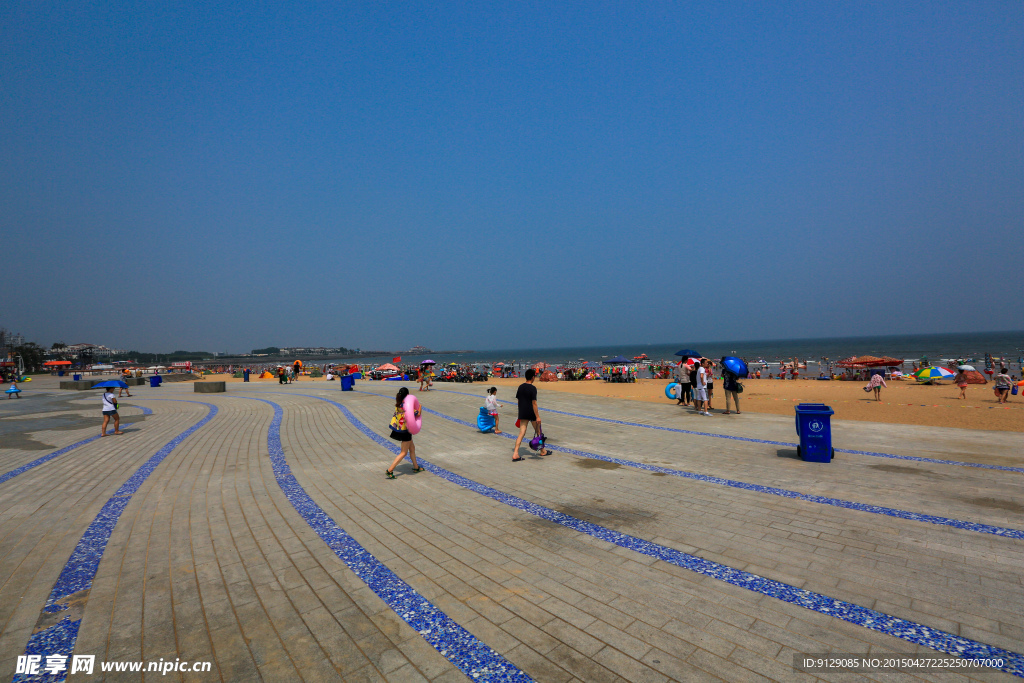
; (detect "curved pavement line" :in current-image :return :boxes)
[0,405,154,487]
[14,401,216,683]
[425,387,1024,474]
[237,397,531,682]
[353,390,1024,541]
[297,391,1024,678]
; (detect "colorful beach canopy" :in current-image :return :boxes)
[913,366,955,382]
[603,355,631,364]
[836,355,904,368]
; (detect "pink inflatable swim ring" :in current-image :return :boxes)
[403,395,422,435]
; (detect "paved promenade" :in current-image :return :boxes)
[0,377,1021,681]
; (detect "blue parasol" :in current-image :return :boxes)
[675,349,702,358]
[602,355,631,364]
[720,356,749,378]
[92,380,129,388]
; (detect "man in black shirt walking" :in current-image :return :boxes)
[512,369,550,461]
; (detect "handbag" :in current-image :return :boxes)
[736,382,744,393]
[1013,385,1019,396]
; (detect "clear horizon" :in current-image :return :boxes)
[4,3,1021,351]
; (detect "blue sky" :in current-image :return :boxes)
[2,2,1021,353]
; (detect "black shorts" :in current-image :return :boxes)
[390,430,412,442]
[517,411,536,422]
[103,410,118,416]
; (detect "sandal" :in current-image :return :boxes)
[411,466,425,472]
[385,469,396,479]
[511,456,523,462]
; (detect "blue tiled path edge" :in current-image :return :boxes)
[15,401,214,683]
[304,392,1024,678]
[240,397,531,682]
[0,406,153,486]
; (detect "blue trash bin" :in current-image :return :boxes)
[58,370,65,377]
[149,376,161,388]
[73,374,82,381]
[794,403,834,462]
[340,375,355,391]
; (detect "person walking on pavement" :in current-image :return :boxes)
[386,387,425,478]
[512,369,550,460]
[101,387,123,436]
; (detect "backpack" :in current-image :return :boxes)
[389,406,408,433]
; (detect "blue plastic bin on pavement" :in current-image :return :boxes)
[340,375,355,391]
[73,374,82,381]
[794,403,834,462]
[149,376,162,388]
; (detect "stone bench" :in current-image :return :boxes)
[194,381,226,393]
[60,380,102,390]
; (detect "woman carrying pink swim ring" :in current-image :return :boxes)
[386,387,424,479]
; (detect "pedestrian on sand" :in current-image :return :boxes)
[386,387,424,478]
[953,369,969,399]
[101,387,122,436]
[722,367,741,415]
[705,361,715,411]
[695,360,710,415]
[994,367,1012,404]
[485,386,503,434]
[512,369,550,460]
[867,371,887,402]
[675,362,691,406]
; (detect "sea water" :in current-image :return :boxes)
[343,330,1024,370]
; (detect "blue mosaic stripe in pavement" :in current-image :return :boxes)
[0,406,154,486]
[15,402,215,683]
[303,392,1024,677]
[239,397,531,683]
[355,391,1024,541]
[430,387,1024,474]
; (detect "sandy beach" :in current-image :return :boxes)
[205,373,1024,433]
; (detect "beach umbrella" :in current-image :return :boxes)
[603,355,631,364]
[448,362,458,367]
[913,366,955,382]
[533,362,551,370]
[957,364,975,371]
[674,349,701,358]
[720,356,749,378]
[421,359,436,365]
[92,380,129,389]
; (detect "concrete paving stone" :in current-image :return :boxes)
[2,386,1022,683]
[592,645,670,683]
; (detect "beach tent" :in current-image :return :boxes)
[962,370,988,384]
[540,370,558,382]
[603,355,631,364]
[259,371,275,378]
[836,356,903,368]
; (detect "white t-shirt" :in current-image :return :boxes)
[102,391,117,412]
[485,395,501,413]
[697,367,707,388]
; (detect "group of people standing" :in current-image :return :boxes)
[673,359,743,416]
